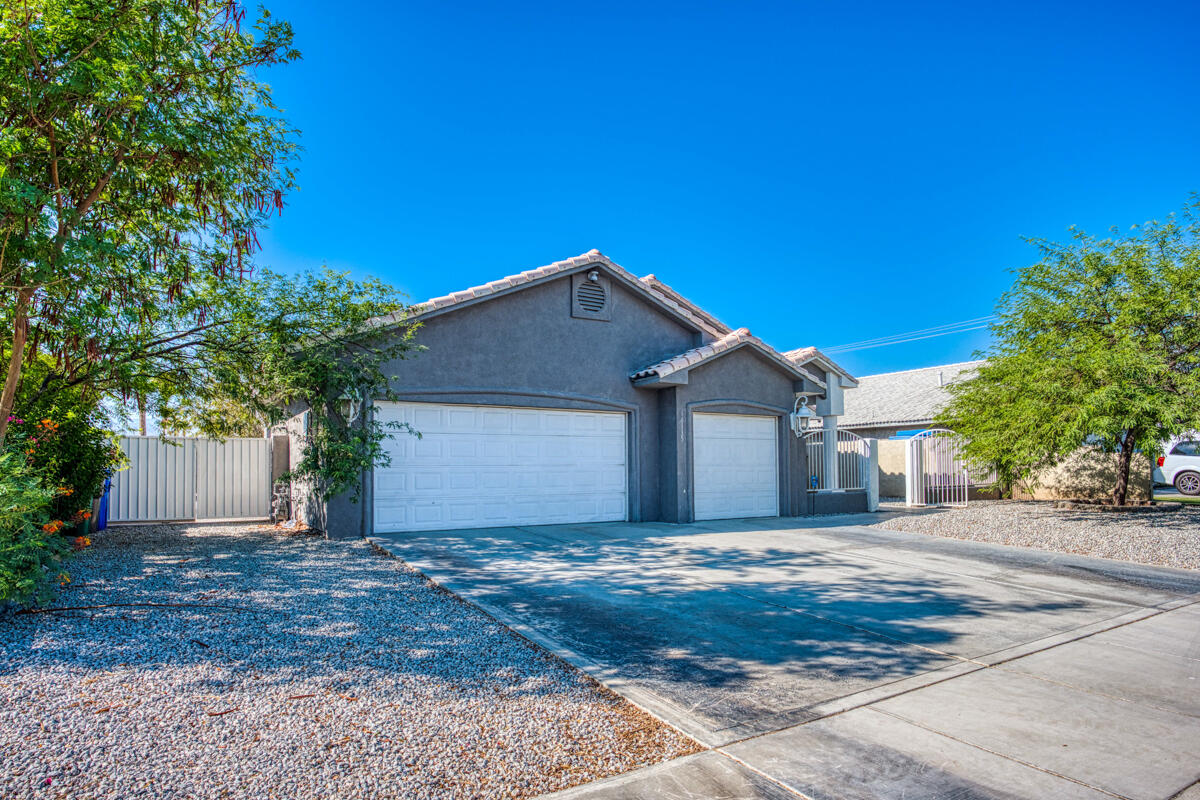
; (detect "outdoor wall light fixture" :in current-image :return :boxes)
[587,269,600,282]
[790,395,817,436]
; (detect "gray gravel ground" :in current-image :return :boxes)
[0,523,698,800]
[871,500,1200,570]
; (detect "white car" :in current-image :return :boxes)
[1154,439,1200,495]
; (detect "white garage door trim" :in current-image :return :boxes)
[373,401,628,533]
[692,412,779,521]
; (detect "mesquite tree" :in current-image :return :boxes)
[938,199,1200,505]
[0,0,297,448]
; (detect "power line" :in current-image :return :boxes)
[823,318,995,354]
[825,324,993,354]
[822,315,997,354]
[824,316,996,351]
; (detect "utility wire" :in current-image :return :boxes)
[823,315,997,354]
[824,316,996,351]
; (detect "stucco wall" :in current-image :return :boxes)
[810,491,869,515]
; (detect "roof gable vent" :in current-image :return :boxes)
[571,270,613,321]
[577,281,606,313]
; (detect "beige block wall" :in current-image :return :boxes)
[877,438,908,497]
[1013,447,1152,501]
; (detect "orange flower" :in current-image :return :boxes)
[73,536,91,549]
[42,520,64,534]
[57,572,70,585]
[80,511,91,520]
[57,486,73,496]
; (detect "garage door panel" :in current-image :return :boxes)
[412,406,444,430]
[374,402,627,533]
[693,412,778,521]
[380,491,629,531]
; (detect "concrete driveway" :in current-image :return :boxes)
[370,515,1200,800]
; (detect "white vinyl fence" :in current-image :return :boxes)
[110,436,272,523]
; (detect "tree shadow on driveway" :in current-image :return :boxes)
[374,520,1150,738]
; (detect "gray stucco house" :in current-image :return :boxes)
[311,250,862,538]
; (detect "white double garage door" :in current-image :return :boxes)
[373,402,779,533]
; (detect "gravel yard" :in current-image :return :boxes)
[0,524,698,800]
[871,500,1200,570]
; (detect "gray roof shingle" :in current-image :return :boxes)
[839,360,985,428]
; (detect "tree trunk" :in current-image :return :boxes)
[137,394,147,436]
[1112,430,1136,506]
[0,287,33,449]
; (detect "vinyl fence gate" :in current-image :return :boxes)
[905,428,969,507]
[109,436,272,523]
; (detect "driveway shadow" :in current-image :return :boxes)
[375,520,1136,737]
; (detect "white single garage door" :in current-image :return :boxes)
[373,402,627,533]
[693,412,779,521]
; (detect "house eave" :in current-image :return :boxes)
[375,253,726,340]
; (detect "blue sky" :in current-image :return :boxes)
[254,0,1200,377]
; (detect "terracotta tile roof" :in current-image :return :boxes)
[783,346,818,362]
[637,274,732,335]
[371,250,726,338]
[783,346,857,386]
[632,328,825,386]
[839,360,985,428]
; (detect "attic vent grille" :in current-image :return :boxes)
[577,281,606,313]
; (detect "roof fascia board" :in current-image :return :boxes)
[631,371,690,388]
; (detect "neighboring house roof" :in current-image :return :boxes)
[370,250,727,339]
[783,347,859,388]
[839,360,985,429]
[631,328,826,388]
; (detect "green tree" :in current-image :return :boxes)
[938,199,1200,505]
[0,0,298,448]
[151,267,422,521]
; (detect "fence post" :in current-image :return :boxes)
[866,438,879,512]
[822,417,839,491]
[905,437,917,507]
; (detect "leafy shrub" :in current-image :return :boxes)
[9,358,125,524]
[0,453,69,604]
[9,413,123,523]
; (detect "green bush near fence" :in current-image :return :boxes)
[0,452,69,604]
